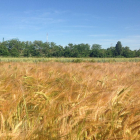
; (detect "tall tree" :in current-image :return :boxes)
[115,41,123,56]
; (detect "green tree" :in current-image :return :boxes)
[115,41,123,56]
[42,42,51,57]
[76,43,90,57]
[91,44,101,50]
[29,45,41,57]
[106,47,116,57]
[10,47,19,57]
[0,45,10,56]
[33,40,43,55]
[99,49,106,58]
[23,49,30,57]
[65,43,78,57]
[90,44,102,57]
[64,46,71,57]
[122,46,131,57]
[135,49,140,57]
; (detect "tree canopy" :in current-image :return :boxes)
[0,39,139,58]
[115,41,123,56]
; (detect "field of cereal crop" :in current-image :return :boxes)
[0,60,140,139]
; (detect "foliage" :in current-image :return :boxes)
[10,47,19,57]
[91,44,102,50]
[0,45,9,56]
[115,41,123,56]
[0,40,139,58]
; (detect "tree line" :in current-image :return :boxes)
[0,39,140,57]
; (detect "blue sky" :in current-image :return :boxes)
[0,0,140,50]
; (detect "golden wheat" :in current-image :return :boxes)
[0,61,140,139]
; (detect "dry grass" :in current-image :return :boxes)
[0,61,140,140]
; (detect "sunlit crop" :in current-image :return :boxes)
[0,61,140,139]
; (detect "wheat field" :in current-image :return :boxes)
[0,61,140,140]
